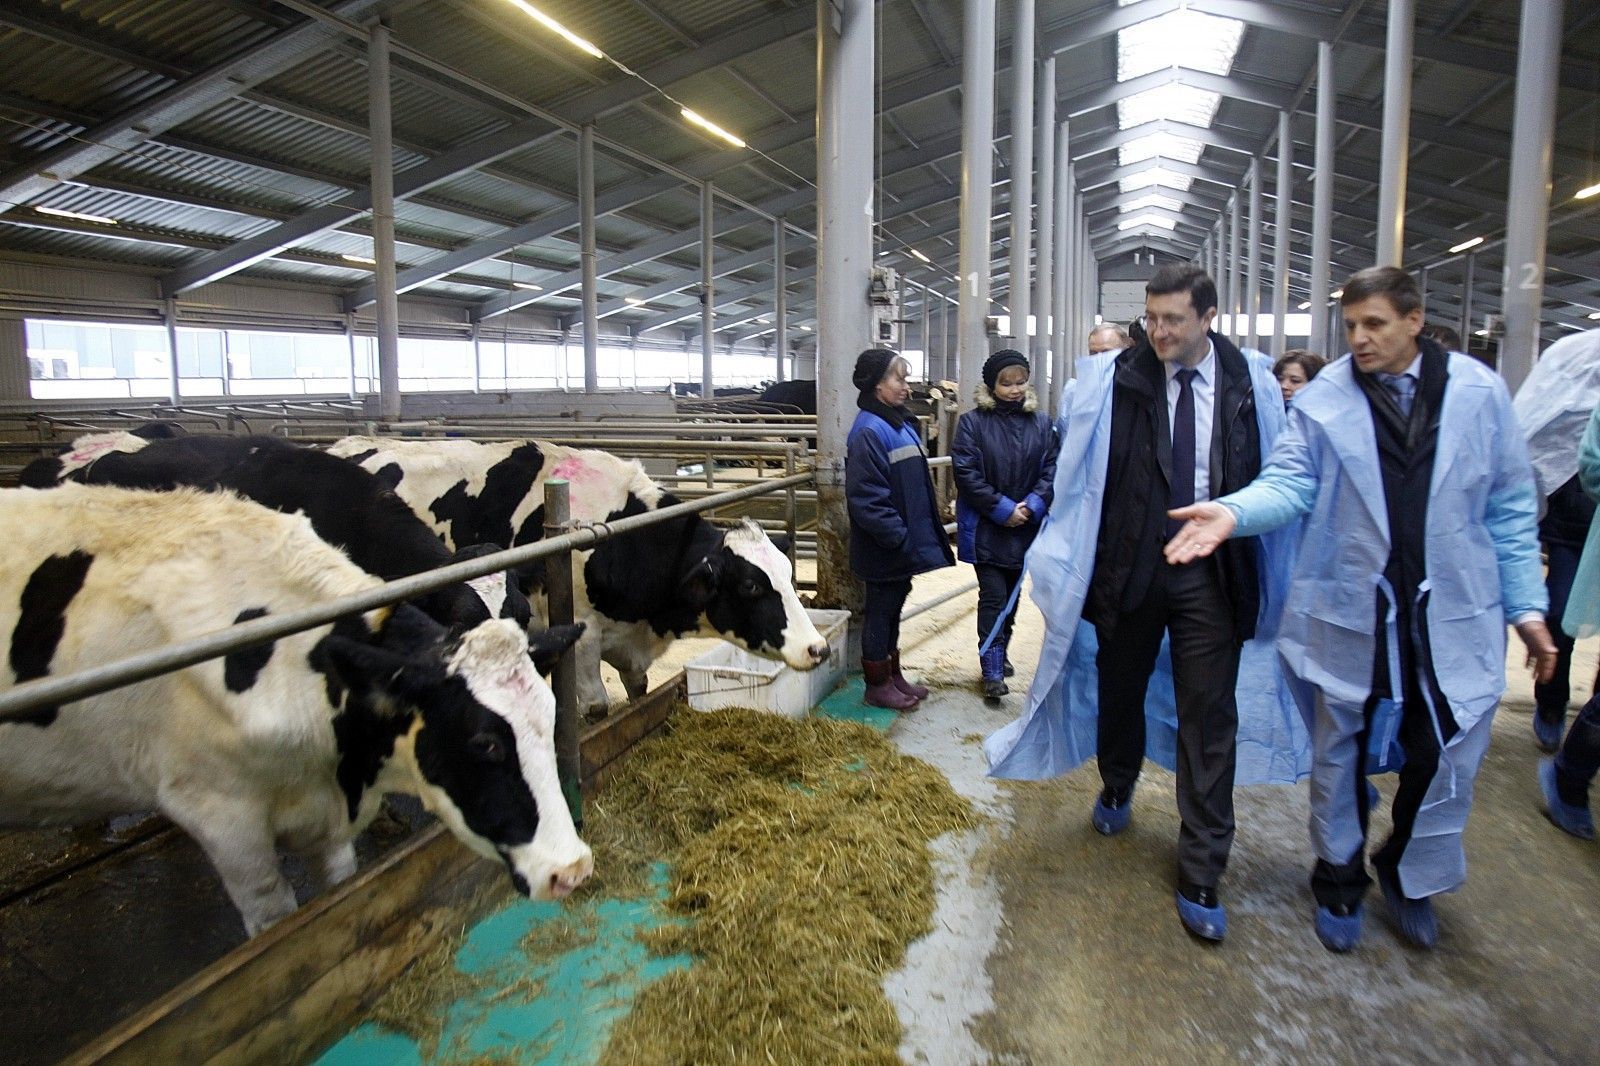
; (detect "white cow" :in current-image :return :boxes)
[328,436,829,717]
[0,483,591,935]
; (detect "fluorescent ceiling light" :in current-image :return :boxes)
[1448,236,1485,254]
[504,0,602,58]
[910,248,931,264]
[513,282,543,291]
[1119,167,1193,194]
[1120,132,1204,167]
[1330,288,1344,298]
[1118,10,1244,83]
[624,296,647,306]
[341,253,376,265]
[1117,213,1178,232]
[799,324,812,331]
[36,205,118,225]
[681,108,746,148]
[754,317,769,324]
[1474,329,1490,336]
[1298,301,1311,310]
[1576,182,1600,199]
[1588,310,1600,320]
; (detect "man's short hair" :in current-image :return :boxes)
[1421,322,1464,351]
[1088,323,1130,345]
[1145,262,1217,317]
[1339,266,1422,316]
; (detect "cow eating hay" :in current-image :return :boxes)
[370,708,976,1062]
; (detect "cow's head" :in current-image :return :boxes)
[322,614,591,900]
[681,518,829,670]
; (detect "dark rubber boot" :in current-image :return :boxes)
[980,645,1009,701]
[890,650,928,701]
[863,658,918,711]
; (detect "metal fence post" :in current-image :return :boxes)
[543,478,581,826]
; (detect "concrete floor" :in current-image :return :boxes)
[844,563,1600,1066]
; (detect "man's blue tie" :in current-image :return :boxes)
[1167,367,1198,539]
[1379,371,1416,418]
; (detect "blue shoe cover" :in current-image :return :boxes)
[1175,890,1226,942]
[1314,906,1363,952]
[1539,758,1595,840]
[1377,866,1437,948]
[1534,713,1565,753]
[1091,792,1132,836]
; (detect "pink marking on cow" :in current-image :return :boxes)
[66,438,124,464]
[546,457,593,484]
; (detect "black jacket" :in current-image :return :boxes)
[952,385,1059,569]
[1085,333,1264,641]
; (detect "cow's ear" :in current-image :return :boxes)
[768,532,793,556]
[678,555,720,609]
[317,635,440,707]
[527,622,585,675]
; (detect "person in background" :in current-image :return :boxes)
[1273,349,1326,407]
[1533,473,1596,751]
[1421,322,1464,352]
[1540,400,1600,840]
[846,348,955,711]
[1167,266,1556,953]
[952,350,1059,701]
[1088,323,1132,354]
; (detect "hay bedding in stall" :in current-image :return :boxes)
[370,705,975,1064]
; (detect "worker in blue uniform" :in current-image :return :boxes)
[1166,266,1558,952]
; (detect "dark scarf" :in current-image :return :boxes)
[857,391,911,429]
[989,394,1026,415]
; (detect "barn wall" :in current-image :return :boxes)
[0,316,26,400]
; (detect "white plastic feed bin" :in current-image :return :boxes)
[685,609,850,717]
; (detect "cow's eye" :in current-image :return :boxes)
[739,580,763,599]
[469,732,506,763]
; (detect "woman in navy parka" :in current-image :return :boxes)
[952,350,1058,699]
[846,348,954,710]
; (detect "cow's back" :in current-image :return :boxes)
[0,484,379,821]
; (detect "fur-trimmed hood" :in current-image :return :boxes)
[973,384,1039,412]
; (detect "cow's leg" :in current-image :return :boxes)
[310,840,358,890]
[602,644,651,701]
[168,798,298,936]
[574,624,610,719]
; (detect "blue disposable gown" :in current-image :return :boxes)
[1559,400,1600,639]
[1219,352,1546,897]
[984,350,1311,786]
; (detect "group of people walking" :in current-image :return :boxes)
[845,260,1597,953]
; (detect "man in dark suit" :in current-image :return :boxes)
[1083,263,1266,942]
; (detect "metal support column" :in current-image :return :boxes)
[1034,56,1055,399]
[1459,252,1476,347]
[957,0,998,409]
[1500,0,1564,391]
[369,21,400,421]
[579,124,599,393]
[1310,41,1335,355]
[1228,193,1242,338]
[1217,206,1230,324]
[1246,158,1262,352]
[163,297,180,405]
[1053,144,1071,403]
[920,284,932,378]
[816,0,874,617]
[1272,111,1292,354]
[701,181,715,396]
[1377,0,1415,266]
[1008,0,1034,348]
[774,217,787,382]
[543,480,581,825]
[345,312,357,400]
[471,319,481,394]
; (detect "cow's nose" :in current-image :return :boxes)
[547,852,594,898]
[809,640,830,664]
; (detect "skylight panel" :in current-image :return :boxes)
[1122,193,1183,214]
[1119,131,1204,167]
[1119,84,1222,130]
[1119,168,1194,194]
[1117,11,1244,83]
[1118,214,1178,232]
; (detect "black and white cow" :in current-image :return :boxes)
[21,432,532,639]
[328,436,829,717]
[0,483,591,936]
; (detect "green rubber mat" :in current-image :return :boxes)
[316,864,689,1065]
[814,674,898,733]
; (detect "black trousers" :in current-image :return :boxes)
[861,578,912,661]
[974,563,1022,646]
[1094,556,1241,888]
[1535,539,1597,722]
[1311,609,1459,909]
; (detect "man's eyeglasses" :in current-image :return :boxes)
[1139,313,1193,333]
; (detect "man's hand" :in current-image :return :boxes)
[1005,504,1030,528]
[1516,618,1559,685]
[1163,501,1238,564]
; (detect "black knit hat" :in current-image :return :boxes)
[983,349,1030,390]
[852,348,900,391]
